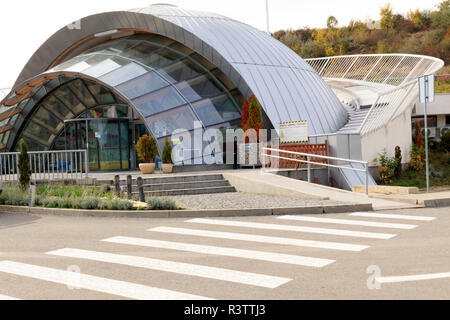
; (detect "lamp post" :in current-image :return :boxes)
[266,0,270,34]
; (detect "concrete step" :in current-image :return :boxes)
[124,180,231,192]
[137,186,237,197]
[117,174,225,186]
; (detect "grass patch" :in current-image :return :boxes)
[388,149,450,189]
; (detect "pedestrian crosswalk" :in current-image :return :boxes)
[148,226,369,252]
[185,218,397,239]
[47,248,292,289]
[0,210,438,300]
[0,260,212,300]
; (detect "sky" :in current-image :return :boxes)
[0,0,442,88]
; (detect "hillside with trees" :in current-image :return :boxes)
[273,1,449,79]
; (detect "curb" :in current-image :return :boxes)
[0,203,373,219]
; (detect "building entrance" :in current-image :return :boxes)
[65,119,131,171]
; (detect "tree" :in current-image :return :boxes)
[327,16,338,29]
[408,9,431,30]
[242,95,264,142]
[241,99,249,131]
[394,146,403,178]
[18,140,32,191]
[380,3,395,30]
[377,40,389,53]
[135,135,157,163]
[162,138,173,164]
[431,0,450,28]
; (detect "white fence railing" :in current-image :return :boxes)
[306,54,444,136]
[0,150,89,183]
[262,147,370,195]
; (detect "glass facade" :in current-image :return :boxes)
[52,34,244,164]
[5,33,245,168]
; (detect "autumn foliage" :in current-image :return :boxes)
[241,95,264,142]
[273,1,449,65]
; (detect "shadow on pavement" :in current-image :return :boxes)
[0,212,41,230]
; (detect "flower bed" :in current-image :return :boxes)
[0,184,180,211]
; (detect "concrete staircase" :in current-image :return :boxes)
[337,108,371,134]
[120,174,236,197]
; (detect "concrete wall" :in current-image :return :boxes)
[276,168,329,186]
[361,109,413,165]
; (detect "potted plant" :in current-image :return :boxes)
[136,135,158,174]
[162,138,174,174]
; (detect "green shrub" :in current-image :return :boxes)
[377,150,399,184]
[409,144,425,172]
[441,131,450,152]
[18,140,32,191]
[0,186,28,206]
[41,197,61,208]
[136,135,158,163]
[162,138,173,164]
[147,197,178,210]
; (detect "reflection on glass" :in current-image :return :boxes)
[116,72,169,99]
[133,86,186,117]
[68,79,97,108]
[147,105,197,138]
[99,62,148,87]
[53,86,85,114]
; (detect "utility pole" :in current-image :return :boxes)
[419,74,435,193]
[266,0,270,34]
[424,76,430,193]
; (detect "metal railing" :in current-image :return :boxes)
[0,150,89,183]
[262,147,370,195]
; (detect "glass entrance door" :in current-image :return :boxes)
[65,119,131,171]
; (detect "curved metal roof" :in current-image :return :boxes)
[11,4,348,135]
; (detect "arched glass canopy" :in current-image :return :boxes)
[2,34,246,166]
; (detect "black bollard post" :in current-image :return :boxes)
[137,177,146,203]
[127,175,133,200]
[114,175,121,198]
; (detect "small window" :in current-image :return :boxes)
[446,115,450,126]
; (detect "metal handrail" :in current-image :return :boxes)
[0,149,89,183]
[262,147,370,195]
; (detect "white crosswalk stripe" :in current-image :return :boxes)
[47,248,292,289]
[186,218,397,239]
[103,236,335,267]
[0,294,20,300]
[278,215,417,229]
[149,226,369,252]
[349,212,436,221]
[0,261,212,300]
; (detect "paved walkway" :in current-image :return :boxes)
[372,191,450,207]
[224,171,419,211]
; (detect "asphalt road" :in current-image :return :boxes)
[0,207,448,300]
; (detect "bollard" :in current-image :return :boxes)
[137,177,146,203]
[127,175,133,200]
[29,182,36,207]
[114,175,121,198]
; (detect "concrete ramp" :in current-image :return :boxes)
[223,171,418,211]
[339,163,377,191]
